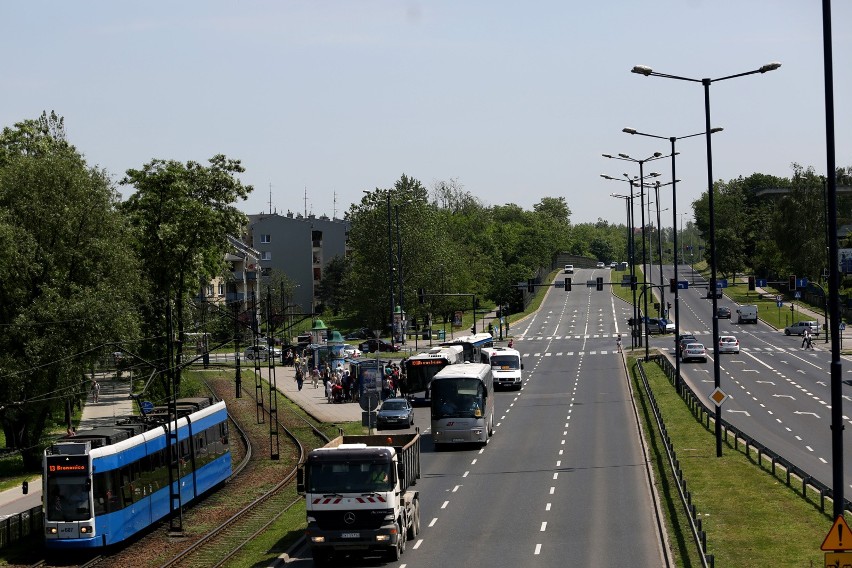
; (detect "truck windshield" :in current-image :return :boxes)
[46,476,91,522]
[307,462,393,493]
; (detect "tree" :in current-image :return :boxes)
[0,112,139,467]
[315,255,348,316]
[122,155,251,398]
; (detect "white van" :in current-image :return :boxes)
[736,305,758,324]
[481,347,523,390]
[564,264,574,274]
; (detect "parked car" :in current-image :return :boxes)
[342,344,362,358]
[359,338,399,353]
[376,398,414,429]
[718,335,740,354]
[716,306,731,319]
[681,342,707,362]
[658,318,675,334]
[784,321,820,336]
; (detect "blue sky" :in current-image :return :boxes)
[2,1,850,225]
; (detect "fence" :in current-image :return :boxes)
[0,505,42,549]
[637,353,852,565]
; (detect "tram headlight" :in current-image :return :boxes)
[46,527,58,535]
[80,525,92,534]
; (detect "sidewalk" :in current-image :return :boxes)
[0,374,134,518]
[258,364,362,423]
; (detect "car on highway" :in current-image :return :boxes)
[681,342,707,362]
[359,338,399,353]
[676,333,697,354]
[716,306,731,319]
[645,317,662,335]
[376,398,414,429]
[610,262,617,268]
[658,318,675,334]
[564,264,574,274]
[784,321,820,336]
[706,289,723,299]
[596,261,606,268]
[718,335,740,354]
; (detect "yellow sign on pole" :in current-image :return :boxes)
[822,515,852,551]
[824,551,852,567]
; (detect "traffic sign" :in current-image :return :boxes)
[821,515,852,551]
[777,301,783,308]
[141,401,154,415]
[824,551,852,567]
[677,281,689,289]
[718,279,728,288]
[709,388,728,406]
[756,278,768,287]
[795,291,801,299]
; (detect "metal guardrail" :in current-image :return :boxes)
[636,358,713,568]
[653,353,851,515]
[637,353,851,566]
[0,505,42,549]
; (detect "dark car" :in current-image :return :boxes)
[376,398,414,429]
[717,306,731,319]
[706,289,722,299]
[345,328,376,340]
[359,338,398,353]
[677,333,697,354]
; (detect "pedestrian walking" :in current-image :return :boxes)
[802,328,811,349]
[616,334,623,353]
[507,338,514,349]
[91,380,100,403]
[295,367,304,391]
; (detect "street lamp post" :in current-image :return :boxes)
[632,61,781,457]
[603,152,667,360]
[623,127,722,393]
[602,175,641,348]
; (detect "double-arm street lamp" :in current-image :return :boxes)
[623,127,722,393]
[603,152,668,360]
[632,62,780,458]
[603,184,638,348]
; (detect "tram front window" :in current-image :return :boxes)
[46,477,91,521]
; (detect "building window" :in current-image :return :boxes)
[261,251,272,261]
[218,283,225,296]
[261,234,271,243]
[207,285,214,297]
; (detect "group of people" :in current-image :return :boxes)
[382,362,403,400]
[802,328,815,350]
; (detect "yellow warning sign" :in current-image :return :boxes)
[824,551,852,567]
[822,515,852,551]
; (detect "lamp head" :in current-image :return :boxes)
[623,127,637,135]
[759,61,781,73]
[652,152,662,157]
[710,127,724,133]
[602,154,613,159]
[618,153,630,159]
[632,65,653,76]
[648,172,661,178]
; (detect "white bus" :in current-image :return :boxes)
[440,332,494,363]
[481,346,523,390]
[431,362,494,448]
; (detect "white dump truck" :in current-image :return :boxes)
[297,431,421,565]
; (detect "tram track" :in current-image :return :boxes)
[155,372,329,568]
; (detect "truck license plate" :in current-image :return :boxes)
[453,438,464,442]
[341,532,360,538]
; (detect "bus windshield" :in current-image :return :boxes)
[490,355,520,370]
[403,360,447,394]
[431,379,485,419]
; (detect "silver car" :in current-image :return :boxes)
[681,342,707,362]
[784,321,820,336]
[718,336,740,354]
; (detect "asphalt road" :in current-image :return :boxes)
[646,263,852,500]
[287,268,669,567]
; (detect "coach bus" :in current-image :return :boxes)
[431,362,494,448]
[440,332,494,363]
[403,345,464,401]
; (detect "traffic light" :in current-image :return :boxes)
[418,288,425,304]
[527,279,534,293]
[669,278,676,293]
[789,275,796,291]
[596,277,604,291]
[471,325,476,335]
[630,276,637,291]
[565,277,572,291]
[21,480,28,495]
[748,276,756,291]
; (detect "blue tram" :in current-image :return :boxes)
[43,397,231,549]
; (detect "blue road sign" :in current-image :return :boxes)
[797,278,808,288]
[756,278,768,287]
[777,301,783,307]
[794,291,801,299]
[141,401,154,415]
[677,281,689,289]
[718,279,728,288]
